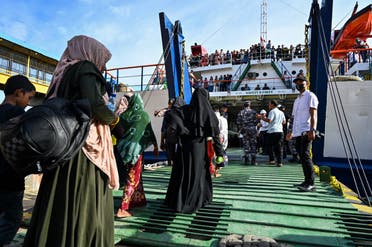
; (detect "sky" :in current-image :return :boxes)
[1,0,370,68]
[0,0,370,102]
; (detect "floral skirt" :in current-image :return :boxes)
[119,155,146,210]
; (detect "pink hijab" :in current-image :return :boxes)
[48,35,119,189]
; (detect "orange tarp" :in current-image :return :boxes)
[331,4,372,58]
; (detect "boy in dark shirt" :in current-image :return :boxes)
[0,75,35,247]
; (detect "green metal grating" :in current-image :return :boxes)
[113,158,372,247]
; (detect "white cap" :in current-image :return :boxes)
[260,109,266,114]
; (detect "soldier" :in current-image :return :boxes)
[236,101,259,165]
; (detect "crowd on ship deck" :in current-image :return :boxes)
[186,41,305,93]
[188,42,306,68]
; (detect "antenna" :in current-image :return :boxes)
[260,0,267,46]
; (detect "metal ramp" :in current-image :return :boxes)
[113,158,372,247]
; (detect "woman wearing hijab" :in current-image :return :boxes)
[165,87,224,213]
[115,93,158,218]
[160,97,186,166]
[24,35,119,247]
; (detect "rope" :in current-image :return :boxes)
[318,15,371,202]
[315,13,372,205]
[332,8,353,31]
[278,0,308,17]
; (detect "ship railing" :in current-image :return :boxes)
[105,63,165,93]
[249,45,306,62]
[231,60,251,91]
[186,44,306,70]
[271,60,293,88]
[331,48,372,68]
[104,63,296,95]
[331,47,372,79]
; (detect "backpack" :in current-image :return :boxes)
[165,125,178,144]
[0,97,91,176]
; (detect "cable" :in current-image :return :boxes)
[315,12,372,205]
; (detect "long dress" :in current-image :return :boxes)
[165,88,223,213]
[24,61,116,247]
[115,93,157,212]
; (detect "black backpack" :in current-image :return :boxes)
[0,97,91,176]
[165,125,178,144]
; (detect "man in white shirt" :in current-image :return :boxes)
[258,100,286,167]
[213,105,228,177]
[257,109,269,155]
[214,105,228,151]
[286,76,319,192]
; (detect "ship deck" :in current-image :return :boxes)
[112,152,372,247]
[16,152,372,247]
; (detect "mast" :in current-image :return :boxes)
[260,0,267,46]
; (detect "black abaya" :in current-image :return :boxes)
[165,88,223,213]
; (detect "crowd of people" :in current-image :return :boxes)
[190,73,278,93]
[188,42,305,92]
[236,74,318,193]
[188,42,306,68]
[189,72,234,92]
[0,35,319,247]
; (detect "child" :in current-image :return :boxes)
[0,75,35,246]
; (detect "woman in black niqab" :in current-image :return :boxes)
[165,88,224,213]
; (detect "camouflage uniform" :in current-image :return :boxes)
[237,107,258,165]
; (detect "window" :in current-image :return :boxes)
[45,72,52,84]
[11,61,26,74]
[0,56,9,70]
[11,52,27,75]
[29,67,38,80]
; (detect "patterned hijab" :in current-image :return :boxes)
[47,35,112,98]
[116,93,156,164]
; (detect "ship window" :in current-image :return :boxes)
[263,72,267,77]
[291,70,296,75]
[255,72,259,77]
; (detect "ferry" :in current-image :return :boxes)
[151,1,372,203]
[1,0,372,246]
